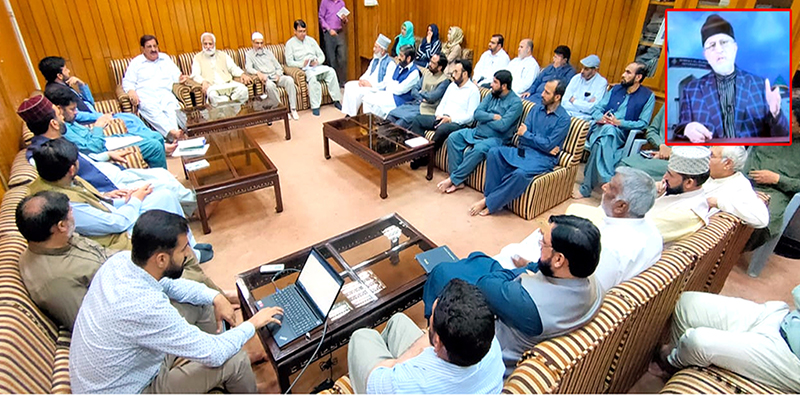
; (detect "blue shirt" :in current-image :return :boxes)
[63,120,107,155]
[70,252,255,393]
[367,337,505,394]
[472,91,524,143]
[524,63,577,99]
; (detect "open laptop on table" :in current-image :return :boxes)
[256,248,344,348]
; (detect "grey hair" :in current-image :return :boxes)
[201,32,216,45]
[719,146,748,172]
[614,167,657,218]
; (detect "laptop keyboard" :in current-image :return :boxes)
[275,289,318,334]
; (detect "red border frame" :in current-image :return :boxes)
[664,8,793,146]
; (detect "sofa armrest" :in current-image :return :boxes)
[114,84,135,113]
[173,81,200,108]
[283,66,310,110]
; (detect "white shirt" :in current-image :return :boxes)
[504,55,540,95]
[386,64,421,96]
[70,252,255,393]
[435,80,481,125]
[359,55,397,91]
[122,53,182,97]
[703,172,769,228]
[562,72,609,119]
[647,188,711,243]
[594,214,663,294]
[191,51,244,85]
[473,48,510,84]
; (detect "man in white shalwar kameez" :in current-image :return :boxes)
[340,34,396,116]
[362,45,421,119]
[703,146,769,228]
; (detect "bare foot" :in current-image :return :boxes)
[479,208,490,216]
[571,190,588,199]
[648,344,678,379]
[165,142,178,155]
[469,199,487,216]
[445,184,464,194]
[437,178,453,193]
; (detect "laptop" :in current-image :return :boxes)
[255,248,344,348]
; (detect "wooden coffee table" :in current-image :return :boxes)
[178,96,291,139]
[322,114,435,199]
[181,128,283,234]
[236,213,436,392]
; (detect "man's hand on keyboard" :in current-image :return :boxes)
[248,306,284,329]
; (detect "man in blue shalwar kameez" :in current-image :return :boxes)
[469,79,571,216]
[576,61,655,198]
[437,70,523,194]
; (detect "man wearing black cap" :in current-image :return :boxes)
[677,14,789,142]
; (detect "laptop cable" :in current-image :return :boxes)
[284,317,330,394]
[270,268,301,292]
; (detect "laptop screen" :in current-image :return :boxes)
[297,250,343,318]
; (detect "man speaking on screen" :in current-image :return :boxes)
[676,14,789,142]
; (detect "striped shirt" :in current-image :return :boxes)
[69,252,255,393]
[366,337,504,394]
[716,71,737,138]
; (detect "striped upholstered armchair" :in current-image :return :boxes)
[425,88,590,220]
[109,55,196,113]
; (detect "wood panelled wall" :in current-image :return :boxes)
[415,0,640,89]
[10,0,323,100]
[0,1,37,196]
[354,0,417,61]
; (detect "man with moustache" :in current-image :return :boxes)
[191,32,252,106]
[362,45,422,119]
[576,61,655,198]
[473,34,510,88]
[340,34,396,117]
[504,39,540,95]
[562,55,609,120]
[69,210,284,393]
[676,14,789,142]
[520,45,576,103]
[123,35,190,141]
[285,19,343,116]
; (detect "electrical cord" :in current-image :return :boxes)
[284,318,329,394]
[269,268,301,292]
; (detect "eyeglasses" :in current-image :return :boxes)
[704,38,733,52]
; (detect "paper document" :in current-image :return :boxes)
[364,0,378,6]
[492,229,542,270]
[177,137,206,150]
[104,135,143,151]
[185,159,210,172]
[172,144,210,157]
[336,7,350,17]
[405,136,430,148]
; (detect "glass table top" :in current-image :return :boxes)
[324,113,430,157]
[178,96,283,127]
[183,128,275,189]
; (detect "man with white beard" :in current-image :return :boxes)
[675,14,789,142]
[340,34,396,117]
[703,146,769,228]
[191,32,252,106]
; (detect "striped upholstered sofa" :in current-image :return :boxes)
[109,54,196,114]
[425,88,591,220]
[320,202,777,394]
[0,102,148,393]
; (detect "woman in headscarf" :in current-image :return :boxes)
[390,21,415,57]
[442,26,464,73]
[415,24,441,67]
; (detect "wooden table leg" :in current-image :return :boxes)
[197,196,211,234]
[323,135,331,159]
[278,366,291,393]
[273,177,284,213]
[380,167,388,199]
[426,150,434,181]
[284,114,291,140]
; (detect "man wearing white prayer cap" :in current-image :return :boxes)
[645,146,712,243]
[191,32,251,105]
[245,31,301,120]
[340,34,397,116]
